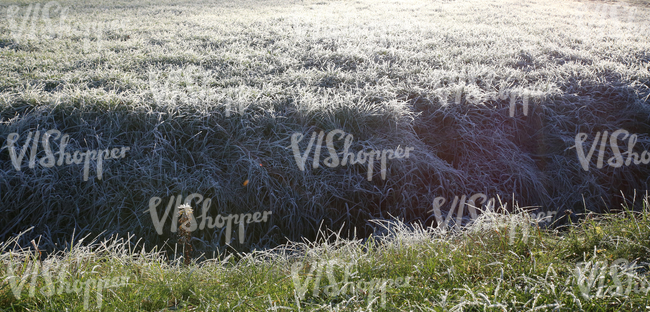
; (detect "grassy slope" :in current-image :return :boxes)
[1,203,650,311]
[0,0,649,255]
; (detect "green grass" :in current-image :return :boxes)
[1,200,650,311]
[0,0,649,285]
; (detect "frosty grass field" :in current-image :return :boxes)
[1,0,650,310]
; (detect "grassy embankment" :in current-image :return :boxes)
[0,0,649,296]
[1,202,650,311]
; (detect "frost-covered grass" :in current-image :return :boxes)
[2,200,650,311]
[0,0,649,257]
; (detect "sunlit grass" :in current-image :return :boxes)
[1,199,649,310]
[0,0,649,279]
